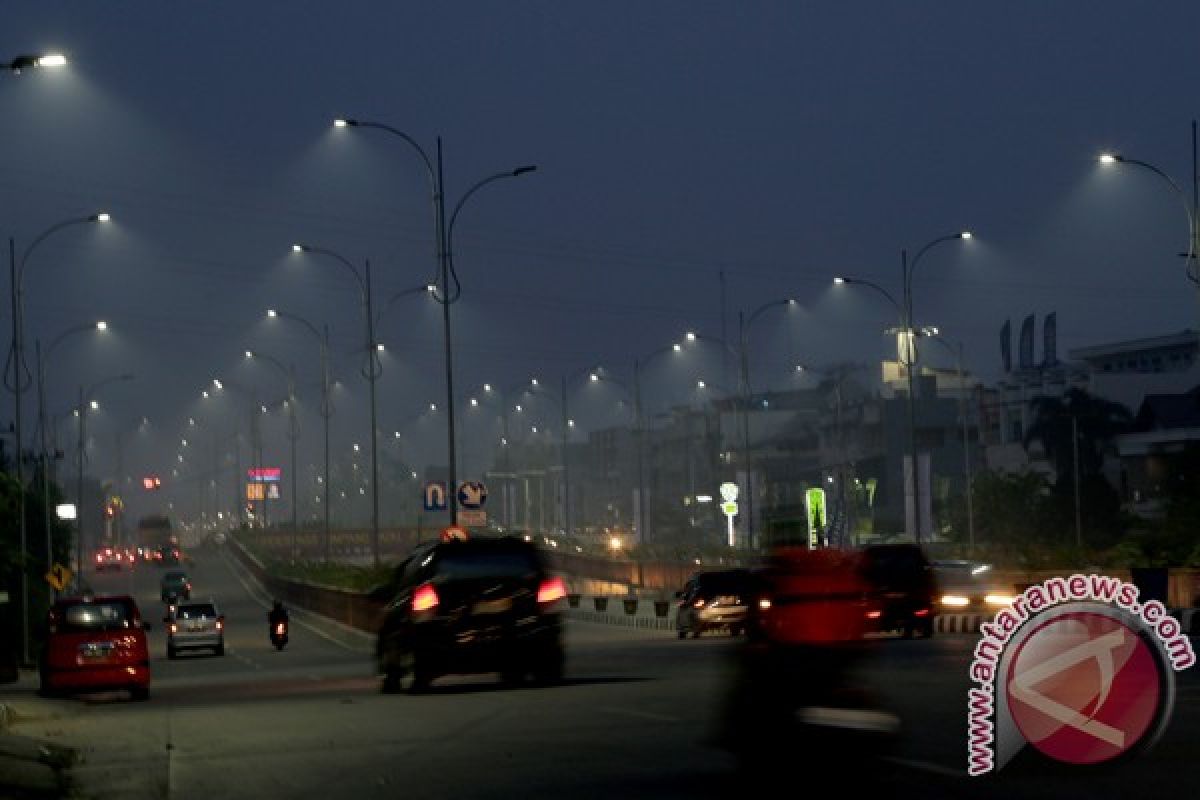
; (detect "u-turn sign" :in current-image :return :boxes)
[423,481,448,512]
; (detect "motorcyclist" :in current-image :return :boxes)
[713,545,895,778]
[267,600,289,630]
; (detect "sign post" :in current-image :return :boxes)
[719,482,739,548]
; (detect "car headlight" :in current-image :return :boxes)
[940,594,970,608]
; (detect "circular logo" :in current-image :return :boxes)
[1005,611,1165,765]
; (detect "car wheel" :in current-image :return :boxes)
[167,645,177,660]
[530,648,565,686]
[691,629,702,639]
[382,646,430,694]
[920,620,935,639]
[901,620,915,640]
[130,687,150,702]
[677,629,687,640]
[215,641,225,657]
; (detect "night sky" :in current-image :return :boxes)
[4,2,1199,523]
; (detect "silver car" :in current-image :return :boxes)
[675,569,753,638]
[166,601,225,658]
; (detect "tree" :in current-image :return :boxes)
[1024,388,1132,487]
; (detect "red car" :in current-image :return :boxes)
[39,594,151,700]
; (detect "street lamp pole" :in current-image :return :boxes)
[37,321,108,586]
[266,309,332,559]
[332,119,535,527]
[291,244,382,565]
[1100,126,1200,327]
[902,232,971,544]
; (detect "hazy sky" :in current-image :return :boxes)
[5,2,1200,521]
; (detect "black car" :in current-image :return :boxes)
[373,536,566,693]
[858,544,937,638]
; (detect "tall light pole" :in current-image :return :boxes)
[630,340,688,545]
[5,213,108,665]
[737,300,799,548]
[267,310,332,560]
[834,229,970,545]
[332,118,536,525]
[1099,126,1200,325]
[37,320,108,584]
[291,244,383,565]
[244,350,299,560]
[75,374,134,583]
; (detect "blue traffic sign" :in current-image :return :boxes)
[457,481,488,510]
[423,481,448,512]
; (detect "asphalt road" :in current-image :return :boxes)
[3,546,1199,800]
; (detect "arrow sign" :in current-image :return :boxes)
[457,481,488,510]
[423,481,448,512]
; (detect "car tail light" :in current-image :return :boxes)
[758,598,772,611]
[215,620,223,631]
[169,623,178,634]
[275,622,286,636]
[865,610,882,620]
[412,583,439,612]
[537,576,567,604]
[914,608,931,617]
[692,598,706,609]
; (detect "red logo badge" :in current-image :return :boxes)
[1005,611,1162,765]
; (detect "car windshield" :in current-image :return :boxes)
[176,604,216,620]
[435,548,539,581]
[164,573,187,583]
[58,601,136,633]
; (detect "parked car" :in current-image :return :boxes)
[858,544,937,638]
[39,594,151,700]
[373,535,565,693]
[675,569,754,639]
[165,601,225,658]
[160,570,191,602]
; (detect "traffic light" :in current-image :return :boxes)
[142,475,162,491]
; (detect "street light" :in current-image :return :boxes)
[5,213,109,665]
[266,309,332,559]
[631,341,688,544]
[333,117,536,525]
[244,349,299,561]
[4,53,67,74]
[37,319,109,595]
[291,243,383,566]
[834,229,971,544]
[1098,127,1200,312]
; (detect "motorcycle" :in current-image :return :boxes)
[269,618,289,650]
